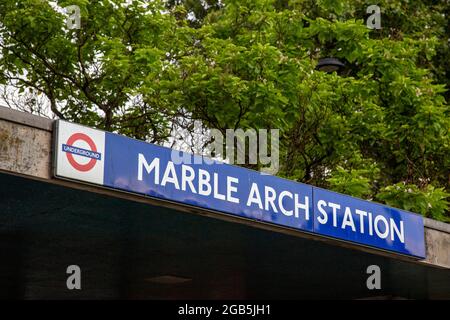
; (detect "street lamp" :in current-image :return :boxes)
[316,57,345,73]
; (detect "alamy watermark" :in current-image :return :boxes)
[366,265,381,290]
[65,5,81,30]
[170,121,280,175]
[61,3,382,31]
[366,5,382,30]
[66,265,81,290]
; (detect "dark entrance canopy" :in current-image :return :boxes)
[1,173,449,299]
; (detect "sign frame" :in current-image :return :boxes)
[53,120,426,259]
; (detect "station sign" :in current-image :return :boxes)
[54,120,426,258]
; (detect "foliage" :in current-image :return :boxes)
[377,183,450,222]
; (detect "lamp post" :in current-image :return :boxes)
[316,57,345,73]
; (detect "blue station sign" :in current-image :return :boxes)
[54,120,426,258]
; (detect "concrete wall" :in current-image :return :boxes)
[1,106,449,269]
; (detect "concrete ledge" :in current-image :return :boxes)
[424,217,450,233]
[0,118,52,178]
[425,228,450,268]
[1,107,449,269]
[0,106,53,131]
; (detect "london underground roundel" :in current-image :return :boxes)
[55,120,105,185]
[63,132,100,172]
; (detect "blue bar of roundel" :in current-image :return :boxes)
[313,187,425,258]
[103,132,314,233]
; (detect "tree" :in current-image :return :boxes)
[0,0,179,142]
[0,0,448,221]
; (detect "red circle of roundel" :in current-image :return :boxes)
[65,133,98,172]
